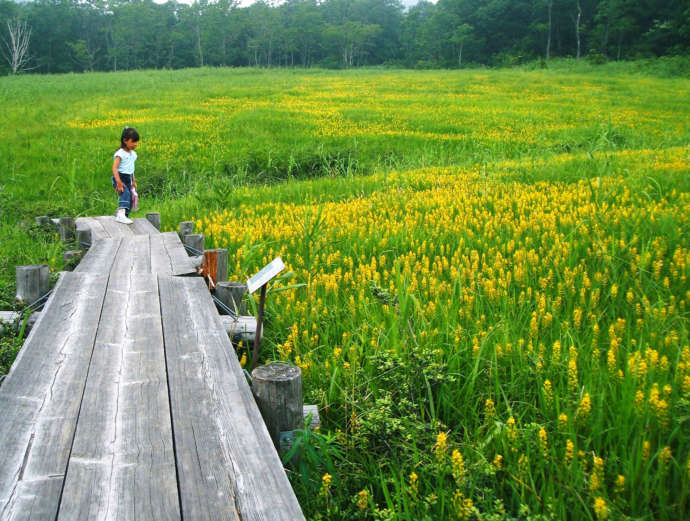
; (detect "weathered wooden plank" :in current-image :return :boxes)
[75,238,122,275]
[159,276,305,521]
[75,217,110,240]
[130,218,160,236]
[96,216,135,238]
[162,232,198,276]
[0,270,112,521]
[57,266,180,521]
[150,232,196,277]
[149,233,173,276]
[126,234,152,274]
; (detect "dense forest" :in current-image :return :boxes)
[1,0,688,74]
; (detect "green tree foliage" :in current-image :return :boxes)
[0,0,687,74]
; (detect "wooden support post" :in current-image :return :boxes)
[15,264,50,305]
[0,311,40,331]
[76,226,90,247]
[57,217,75,241]
[63,250,83,270]
[34,215,49,227]
[215,281,247,315]
[146,212,161,231]
[182,233,205,255]
[251,285,266,370]
[202,248,228,288]
[76,226,91,251]
[178,221,195,237]
[251,363,303,450]
[218,315,259,344]
[303,405,321,430]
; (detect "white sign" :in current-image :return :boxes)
[247,257,285,294]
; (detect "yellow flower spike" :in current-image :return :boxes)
[538,428,548,458]
[659,446,672,473]
[435,432,448,462]
[642,440,651,463]
[558,413,568,430]
[543,380,553,408]
[356,489,369,510]
[451,489,473,520]
[484,398,496,419]
[451,449,466,485]
[408,472,419,498]
[589,456,604,492]
[614,474,625,496]
[320,473,332,499]
[593,497,609,520]
[577,393,592,422]
[564,439,575,466]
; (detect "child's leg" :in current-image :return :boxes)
[113,174,132,216]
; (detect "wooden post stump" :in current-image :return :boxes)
[251,363,303,451]
[63,250,82,270]
[57,217,75,241]
[34,215,49,227]
[202,248,228,288]
[215,281,247,314]
[178,221,195,237]
[76,226,92,250]
[146,212,161,231]
[15,264,50,305]
[182,234,205,255]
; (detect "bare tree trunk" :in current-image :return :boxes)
[575,0,582,60]
[1,19,32,74]
[458,41,463,67]
[546,0,553,60]
[195,21,204,66]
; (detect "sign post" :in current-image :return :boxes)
[247,257,285,370]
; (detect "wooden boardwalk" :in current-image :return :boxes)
[0,217,305,521]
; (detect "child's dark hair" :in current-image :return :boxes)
[120,126,140,149]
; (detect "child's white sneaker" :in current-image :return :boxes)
[115,209,133,224]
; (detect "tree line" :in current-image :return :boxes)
[1,0,688,74]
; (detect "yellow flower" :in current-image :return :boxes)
[320,473,332,498]
[577,393,591,422]
[558,413,568,430]
[409,472,419,498]
[356,489,369,510]
[451,489,473,519]
[565,439,575,466]
[493,454,503,470]
[593,497,609,520]
[614,474,625,496]
[538,428,548,458]
[435,432,448,462]
[484,398,496,419]
[451,449,466,485]
[589,456,604,492]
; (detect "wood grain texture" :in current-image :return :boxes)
[131,218,160,236]
[57,261,179,520]
[0,269,112,521]
[159,276,305,521]
[75,239,122,275]
[161,232,197,276]
[96,216,135,238]
[75,217,110,240]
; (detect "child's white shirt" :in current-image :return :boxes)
[114,148,137,175]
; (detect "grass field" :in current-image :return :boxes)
[1,62,689,520]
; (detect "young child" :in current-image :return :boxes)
[112,126,139,224]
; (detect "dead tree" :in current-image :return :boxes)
[1,19,32,74]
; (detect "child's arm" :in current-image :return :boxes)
[112,157,124,193]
